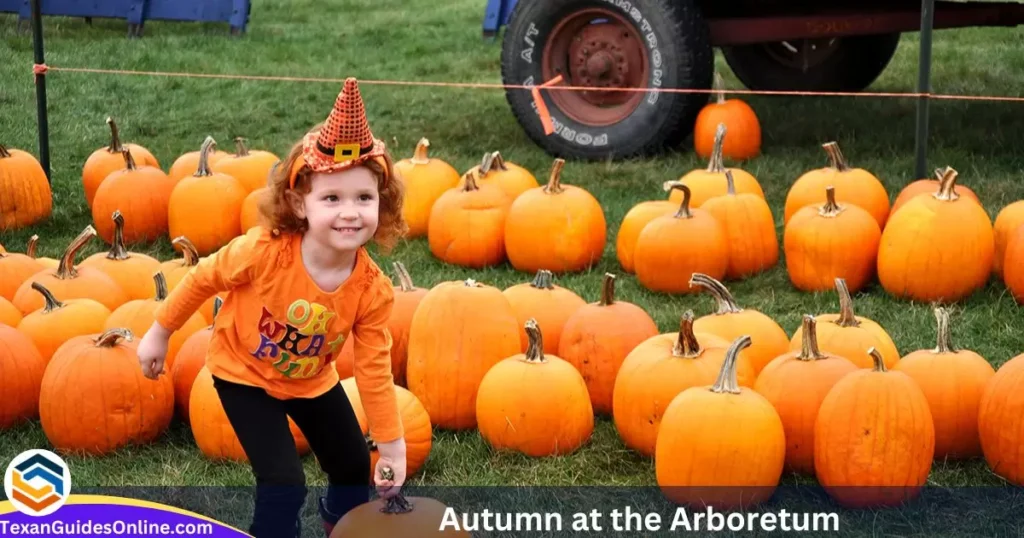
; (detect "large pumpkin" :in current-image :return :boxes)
[393,138,461,238]
[1004,225,1024,304]
[877,166,994,303]
[0,144,52,230]
[656,335,785,509]
[168,137,248,256]
[615,198,676,274]
[978,352,1024,485]
[386,262,427,387]
[427,172,510,268]
[671,123,764,208]
[476,319,594,457]
[891,166,980,217]
[0,238,44,301]
[171,298,221,422]
[39,328,174,455]
[210,137,280,193]
[693,76,761,161]
[239,187,267,233]
[558,273,659,415]
[991,200,1024,277]
[699,169,778,278]
[16,282,111,364]
[502,269,586,354]
[405,279,521,430]
[814,348,935,508]
[0,324,46,429]
[893,306,996,460]
[340,377,433,480]
[81,117,160,208]
[460,151,538,201]
[91,149,175,244]
[161,236,218,324]
[503,158,607,274]
[80,211,163,301]
[330,483,469,538]
[784,141,890,229]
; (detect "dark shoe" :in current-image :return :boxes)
[318,496,340,537]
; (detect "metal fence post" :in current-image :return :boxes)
[31,0,51,183]
[914,0,935,179]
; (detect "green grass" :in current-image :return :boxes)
[2,0,1024,533]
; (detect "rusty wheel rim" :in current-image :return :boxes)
[763,38,841,71]
[542,9,650,127]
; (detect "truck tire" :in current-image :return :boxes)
[500,0,713,160]
[721,33,902,92]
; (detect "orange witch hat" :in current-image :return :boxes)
[291,77,388,187]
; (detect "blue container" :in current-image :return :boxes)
[0,0,251,35]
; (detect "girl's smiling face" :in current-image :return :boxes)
[290,165,380,254]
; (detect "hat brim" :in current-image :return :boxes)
[300,129,387,175]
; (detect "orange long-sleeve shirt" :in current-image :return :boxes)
[154,226,403,443]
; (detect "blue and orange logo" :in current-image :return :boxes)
[3,449,71,516]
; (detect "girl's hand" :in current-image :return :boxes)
[138,321,172,380]
[373,437,407,499]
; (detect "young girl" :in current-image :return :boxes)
[137,78,408,538]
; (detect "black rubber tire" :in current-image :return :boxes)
[722,33,902,92]
[500,0,713,160]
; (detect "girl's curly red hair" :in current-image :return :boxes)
[258,135,407,254]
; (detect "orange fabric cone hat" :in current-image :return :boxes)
[293,77,387,187]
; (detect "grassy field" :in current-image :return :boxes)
[2,0,1024,532]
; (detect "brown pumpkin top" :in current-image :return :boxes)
[95,327,133,347]
[797,315,828,361]
[479,151,509,175]
[103,117,125,153]
[529,269,555,290]
[460,170,481,192]
[392,261,416,292]
[26,234,39,259]
[521,318,546,364]
[104,211,133,261]
[833,278,860,328]
[712,72,727,105]
[152,271,169,301]
[56,226,98,280]
[170,236,200,267]
[233,137,251,157]
[0,144,11,158]
[194,136,218,177]
[31,281,64,313]
[598,272,617,306]
[822,141,851,172]
[818,186,845,218]
[931,306,958,354]
[711,335,752,394]
[543,159,567,194]
[666,183,693,219]
[689,272,742,314]
[410,138,431,164]
[673,311,704,359]
[120,147,137,171]
[378,467,414,513]
[868,347,887,372]
[706,123,726,173]
[932,166,961,202]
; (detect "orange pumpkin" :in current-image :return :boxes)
[171,297,221,422]
[1004,224,1024,304]
[784,185,881,293]
[81,117,160,208]
[503,159,607,274]
[892,306,996,460]
[393,138,461,238]
[992,200,1024,277]
[814,348,935,508]
[168,139,230,183]
[80,211,163,301]
[0,238,44,301]
[39,328,174,455]
[427,172,510,268]
[340,377,433,480]
[168,137,248,256]
[502,269,586,354]
[784,141,890,229]
[558,273,659,415]
[0,296,21,327]
[978,352,1024,486]
[789,278,899,369]
[16,281,111,364]
[405,279,521,430]
[689,272,789,374]
[91,149,175,244]
[612,311,755,457]
[460,151,538,201]
[693,74,761,161]
[0,144,52,230]
[330,486,469,538]
[634,183,728,294]
[700,169,778,279]
[161,237,218,324]
[615,199,676,274]
[210,137,280,192]
[386,261,427,386]
[656,335,785,509]
[0,324,46,429]
[239,187,267,232]
[878,166,994,303]
[891,167,980,217]
[670,123,764,208]
[12,226,128,314]
[753,315,859,474]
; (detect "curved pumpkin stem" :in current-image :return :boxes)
[672,311,703,359]
[933,166,961,202]
[171,237,200,267]
[0,144,11,158]
[666,183,693,219]
[462,278,482,288]
[868,347,887,372]
[932,305,957,353]
[479,151,508,175]
[797,315,826,361]
[543,159,566,194]
[689,272,742,314]
[121,147,137,171]
[392,261,415,292]
[818,186,844,218]
[724,169,736,195]
[822,141,851,172]
[105,117,123,153]
[833,278,861,328]
[152,271,169,301]
[598,273,617,306]
[56,226,97,280]
[233,137,251,157]
[705,123,726,173]
[411,138,431,164]
[711,335,752,394]
[522,318,546,363]
[105,211,132,260]
[713,72,726,105]
[195,136,218,177]
[460,171,480,192]
[26,234,39,259]
[530,269,555,290]
[377,468,414,514]
[31,281,64,313]
[95,327,133,347]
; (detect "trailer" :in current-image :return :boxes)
[488,0,1024,170]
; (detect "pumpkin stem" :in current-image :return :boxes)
[933,166,961,202]
[523,318,546,363]
[460,171,480,192]
[121,147,137,171]
[27,234,39,258]
[868,347,887,372]
[713,72,726,105]
[689,272,742,314]
[56,226,97,280]
[378,468,415,514]
[667,183,693,219]
[598,273,617,306]
[818,186,845,218]
[544,158,566,194]
[171,237,200,267]
[95,327,133,347]
[822,141,851,172]
[152,271,169,301]
[797,315,826,360]
[233,137,250,157]
[834,278,861,328]
[195,136,217,177]
[530,269,555,290]
[672,311,703,359]
[480,151,508,175]
[392,261,415,292]
[105,117,123,153]
[932,305,957,354]
[105,211,132,260]
[0,144,11,158]
[724,169,736,195]
[705,123,726,173]
[31,281,64,313]
[411,138,431,164]
[711,335,752,394]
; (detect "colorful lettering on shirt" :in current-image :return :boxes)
[250,299,345,379]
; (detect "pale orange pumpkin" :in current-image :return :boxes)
[671,123,764,208]
[0,144,53,230]
[239,187,267,232]
[168,139,230,183]
[784,141,890,229]
[0,296,21,327]
[393,138,461,238]
[91,149,175,244]
[502,269,586,354]
[81,117,160,208]
[615,198,676,274]
[992,200,1024,277]
[340,377,433,480]
[700,169,778,279]
[210,137,280,192]
[1004,224,1024,304]
[460,151,539,201]
[171,297,221,422]
[978,352,1024,486]
[0,324,46,429]
[80,211,163,301]
[168,137,248,256]
[693,74,761,161]
[16,281,111,364]
[330,485,469,538]
[386,261,427,386]
[427,172,510,268]
[161,236,218,324]
[0,238,44,301]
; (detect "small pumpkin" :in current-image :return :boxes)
[16,282,111,364]
[503,158,607,274]
[0,296,21,327]
[39,328,175,455]
[753,315,859,474]
[656,335,785,509]
[693,74,761,161]
[783,185,881,293]
[330,482,470,538]
[386,261,428,386]
[0,324,46,429]
[700,169,778,279]
[168,137,248,256]
[210,137,280,192]
[460,151,539,201]
[689,272,789,374]
[81,117,160,208]
[558,273,659,415]
[992,200,1024,277]
[615,198,676,274]
[789,278,900,369]
[784,141,890,229]
[340,377,433,480]
[892,306,996,460]
[80,211,163,301]
[0,144,52,230]
[502,269,586,354]
[393,138,461,238]
[168,138,230,183]
[161,236,218,324]
[1003,224,1024,304]
[91,149,175,244]
[171,297,221,422]
[634,183,729,294]
[978,352,1024,486]
[0,237,44,301]
[814,348,935,508]
[891,166,980,217]
[427,171,510,268]
[877,166,995,303]
[670,123,764,208]
[240,187,267,232]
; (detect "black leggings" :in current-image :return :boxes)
[213,376,370,538]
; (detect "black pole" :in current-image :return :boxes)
[914,0,935,178]
[31,0,51,183]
